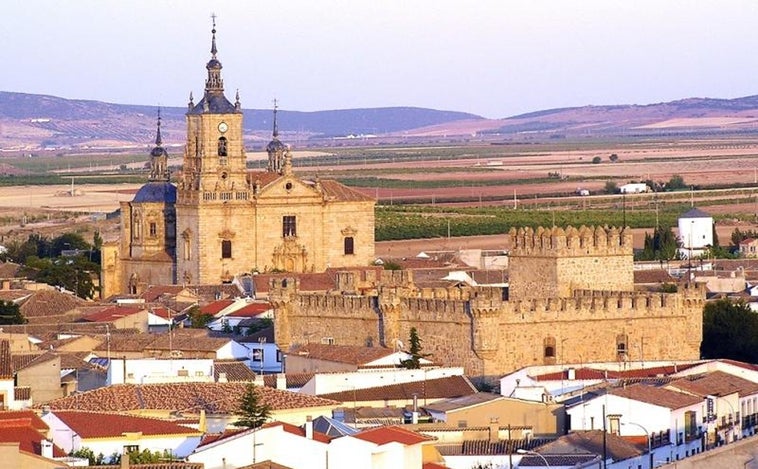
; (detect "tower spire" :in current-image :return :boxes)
[210,13,218,58]
[272,98,279,138]
[155,109,163,146]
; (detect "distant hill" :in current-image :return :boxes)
[0,91,481,150]
[400,95,758,138]
[4,91,758,151]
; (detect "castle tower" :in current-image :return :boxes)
[508,225,634,299]
[175,18,253,284]
[266,100,286,174]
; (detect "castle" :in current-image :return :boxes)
[101,22,375,298]
[271,225,704,377]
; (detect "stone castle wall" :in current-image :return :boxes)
[273,225,705,377]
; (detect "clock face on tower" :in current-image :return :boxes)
[218,122,228,133]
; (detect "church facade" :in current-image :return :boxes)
[101,24,375,298]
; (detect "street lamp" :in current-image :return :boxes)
[517,449,551,468]
[621,421,652,469]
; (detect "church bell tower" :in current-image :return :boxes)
[175,17,252,285]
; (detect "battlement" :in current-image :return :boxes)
[508,225,633,257]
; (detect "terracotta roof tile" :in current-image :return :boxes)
[44,383,339,414]
[200,300,235,315]
[11,351,58,371]
[634,269,675,284]
[214,360,257,382]
[354,425,432,446]
[0,424,66,457]
[262,372,314,389]
[0,289,33,302]
[19,289,86,317]
[289,343,394,366]
[0,340,11,378]
[533,363,700,381]
[77,464,203,469]
[318,179,375,202]
[0,410,48,430]
[226,302,272,318]
[319,375,477,402]
[51,410,202,438]
[667,371,758,397]
[79,305,145,322]
[0,262,23,278]
[197,428,247,447]
[537,430,643,461]
[141,285,186,302]
[610,383,702,409]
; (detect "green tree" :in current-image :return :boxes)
[609,153,619,162]
[69,447,106,465]
[591,156,602,164]
[0,300,26,325]
[666,174,687,191]
[604,181,618,194]
[187,305,214,328]
[636,226,680,261]
[702,299,758,362]
[233,383,271,429]
[400,327,430,369]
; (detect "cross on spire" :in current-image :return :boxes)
[210,13,218,57]
[272,98,279,137]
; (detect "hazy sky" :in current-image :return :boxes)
[2,1,757,118]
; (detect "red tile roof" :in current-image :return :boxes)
[610,383,702,409]
[80,305,145,322]
[0,410,49,431]
[141,285,186,302]
[225,302,271,318]
[667,371,758,397]
[533,364,700,381]
[44,383,339,414]
[319,375,477,402]
[354,425,432,446]
[261,421,332,443]
[214,360,257,382]
[19,289,86,317]
[197,428,247,447]
[289,343,394,366]
[0,340,11,378]
[200,300,235,315]
[0,425,66,457]
[52,410,202,438]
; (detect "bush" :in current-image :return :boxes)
[592,156,602,164]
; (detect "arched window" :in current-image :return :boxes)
[344,237,355,255]
[149,222,157,237]
[218,137,228,157]
[543,336,556,361]
[183,238,191,260]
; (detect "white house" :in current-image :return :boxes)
[678,207,713,259]
[106,358,215,385]
[327,425,433,469]
[299,367,465,396]
[41,409,203,461]
[566,383,705,468]
[188,419,331,469]
[619,183,650,194]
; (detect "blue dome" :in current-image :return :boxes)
[133,182,176,204]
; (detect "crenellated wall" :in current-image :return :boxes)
[508,225,634,299]
[272,225,705,377]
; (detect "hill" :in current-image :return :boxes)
[0,91,480,151]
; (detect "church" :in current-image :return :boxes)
[101,23,376,298]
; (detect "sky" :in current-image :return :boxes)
[2,0,758,119]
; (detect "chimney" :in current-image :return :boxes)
[411,393,419,424]
[40,439,53,459]
[254,374,265,387]
[218,372,228,383]
[488,420,500,443]
[199,409,207,434]
[567,368,576,380]
[305,415,313,440]
[120,451,130,469]
[276,373,286,390]
[41,405,51,416]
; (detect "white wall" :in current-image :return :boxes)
[678,215,713,257]
[188,424,329,469]
[216,340,250,360]
[107,358,214,385]
[300,367,464,395]
[244,342,283,374]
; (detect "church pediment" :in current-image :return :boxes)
[256,176,323,201]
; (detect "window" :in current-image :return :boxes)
[608,415,620,435]
[543,336,556,359]
[183,238,191,260]
[221,240,232,259]
[123,445,139,453]
[218,137,228,156]
[177,369,189,377]
[149,222,157,237]
[252,348,264,362]
[133,217,141,239]
[276,350,283,363]
[616,334,628,357]
[685,411,698,441]
[321,337,335,345]
[283,215,297,237]
[344,236,355,255]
